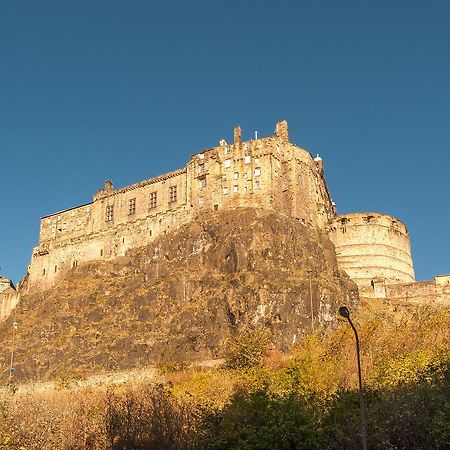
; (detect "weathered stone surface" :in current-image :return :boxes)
[0,208,357,381]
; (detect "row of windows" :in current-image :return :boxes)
[223,181,260,194]
[105,186,178,222]
[224,155,259,168]
[221,168,262,182]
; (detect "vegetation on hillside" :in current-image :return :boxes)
[1,302,450,449]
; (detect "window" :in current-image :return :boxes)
[233,171,239,180]
[169,185,177,202]
[129,198,136,215]
[198,177,206,189]
[42,268,46,275]
[149,191,157,208]
[198,153,205,160]
[245,155,251,164]
[254,168,261,177]
[255,157,260,164]
[255,181,260,189]
[223,187,229,195]
[100,249,103,256]
[222,174,227,181]
[106,205,114,222]
[198,163,205,173]
[72,260,78,268]
[224,159,231,168]
[224,147,231,155]
[54,265,58,273]
[233,185,239,193]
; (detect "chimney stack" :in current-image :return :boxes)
[234,125,242,144]
[275,120,289,141]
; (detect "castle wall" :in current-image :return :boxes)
[328,213,415,296]
[0,279,20,320]
[383,275,450,304]
[26,120,336,292]
[0,291,21,320]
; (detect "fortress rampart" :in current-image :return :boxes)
[328,213,415,296]
[1,119,443,318]
[0,278,20,320]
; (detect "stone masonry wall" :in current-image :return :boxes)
[26,120,335,292]
[328,213,415,296]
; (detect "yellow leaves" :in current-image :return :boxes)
[368,347,450,390]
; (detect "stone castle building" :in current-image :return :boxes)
[16,120,449,309]
[0,278,20,320]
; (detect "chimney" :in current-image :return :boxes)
[275,120,289,141]
[105,180,114,193]
[234,125,242,144]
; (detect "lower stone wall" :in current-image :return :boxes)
[0,291,20,320]
[383,275,450,305]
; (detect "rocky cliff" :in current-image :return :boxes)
[0,208,358,381]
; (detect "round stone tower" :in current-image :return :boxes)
[328,212,415,296]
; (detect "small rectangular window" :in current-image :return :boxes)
[233,185,239,193]
[198,177,207,189]
[43,268,46,275]
[54,265,57,273]
[233,171,239,180]
[225,159,231,168]
[255,181,260,189]
[254,168,261,177]
[198,163,205,173]
[255,157,260,164]
[149,191,157,208]
[223,187,229,195]
[222,174,227,181]
[244,155,251,164]
[129,198,136,215]
[169,185,177,202]
[106,205,114,222]
[224,147,230,155]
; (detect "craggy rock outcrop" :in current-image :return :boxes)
[0,208,358,381]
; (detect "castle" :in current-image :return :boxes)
[2,120,448,320]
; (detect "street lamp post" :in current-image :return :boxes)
[339,306,368,450]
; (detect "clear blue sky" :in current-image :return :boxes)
[1,1,449,283]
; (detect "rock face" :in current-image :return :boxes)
[0,208,358,381]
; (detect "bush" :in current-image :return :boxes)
[224,327,271,369]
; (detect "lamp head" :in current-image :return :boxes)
[338,306,350,318]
